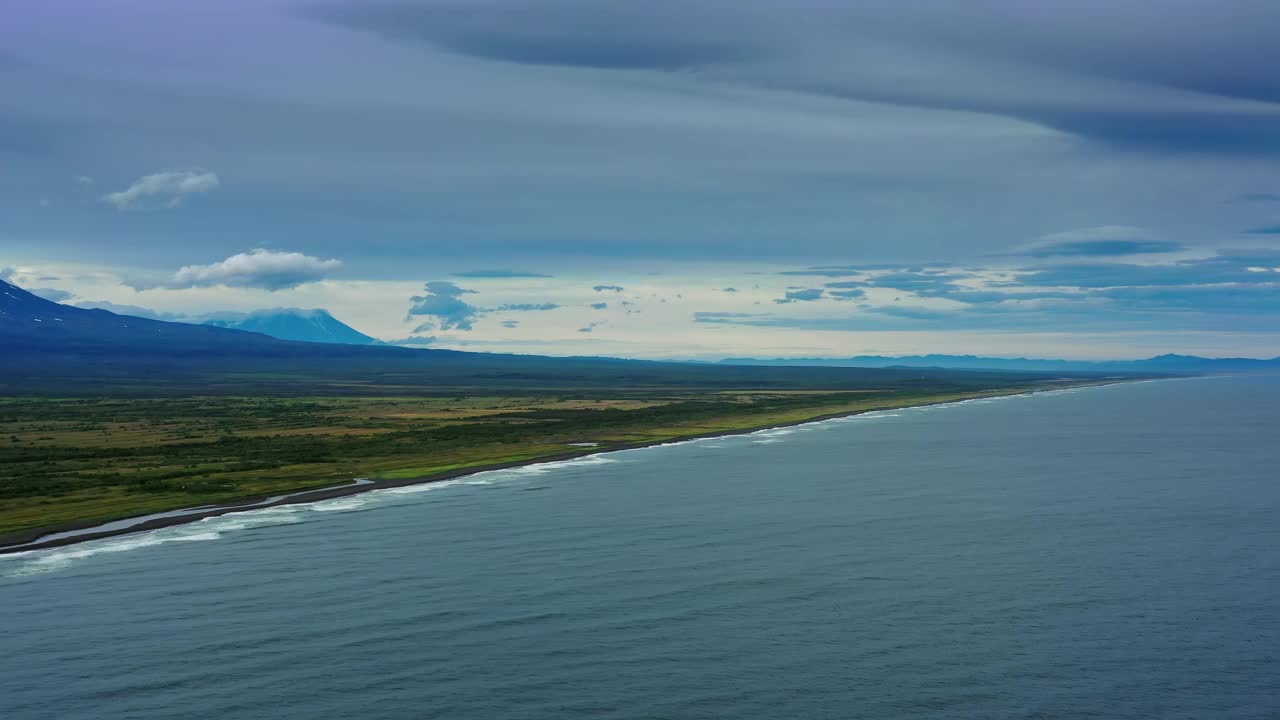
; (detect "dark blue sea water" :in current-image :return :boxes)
[3,376,1278,719]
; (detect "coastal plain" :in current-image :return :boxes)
[0,382,1082,543]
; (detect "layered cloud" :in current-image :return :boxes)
[4,1,1280,358]
[695,248,1280,334]
[315,0,1280,154]
[1011,226,1183,258]
[103,170,220,210]
[7,0,1280,276]
[308,0,759,71]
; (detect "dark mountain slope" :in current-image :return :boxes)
[1,279,299,354]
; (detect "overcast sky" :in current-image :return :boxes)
[2,0,1279,359]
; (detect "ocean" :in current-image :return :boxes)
[2,376,1277,719]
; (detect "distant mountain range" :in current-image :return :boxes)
[719,353,1280,373]
[7,280,1269,380]
[7,278,1092,394]
[202,309,380,345]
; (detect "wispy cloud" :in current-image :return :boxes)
[452,270,553,278]
[779,269,861,278]
[381,335,438,346]
[592,284,625,293]
[1025,249,1280,288]
[1009,226,1182,257]
[828,288,866,300]
[103,170,220,210]
[495,303,560,312]
[694,311,765,324]
[1018,239,1184,257]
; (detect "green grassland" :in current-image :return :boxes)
[0,383,1077,540]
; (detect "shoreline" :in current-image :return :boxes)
[0,381,1132,555]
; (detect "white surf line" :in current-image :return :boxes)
[612,382,1109,454]
[1,459,631,575]
[6,478,375,549]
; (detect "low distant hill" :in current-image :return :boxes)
[719,353,1280,373]
[203,309,380,345]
